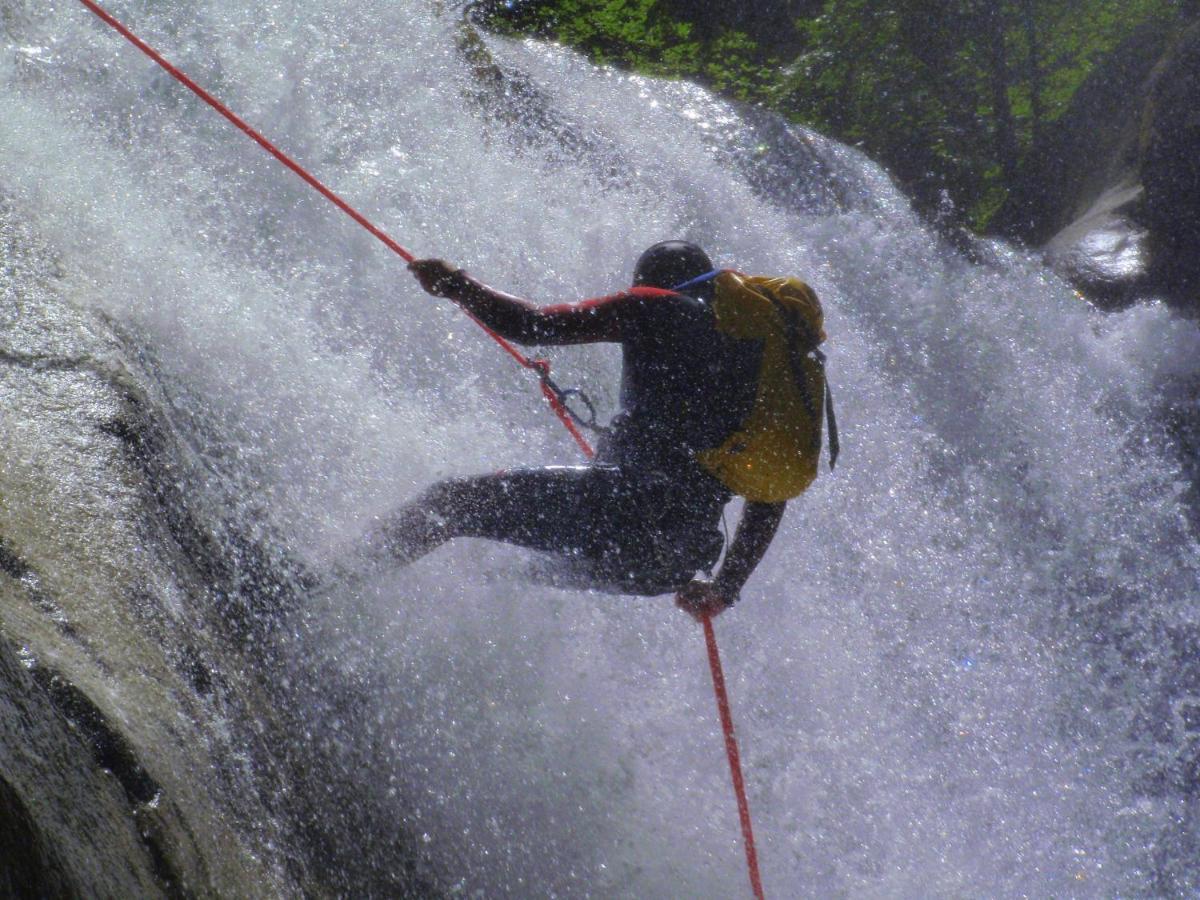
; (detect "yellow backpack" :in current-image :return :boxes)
[696,271,839,502]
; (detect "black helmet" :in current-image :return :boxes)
[632,241,714,296]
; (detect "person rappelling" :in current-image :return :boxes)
[76,5,835,886]
[343,241,838,620]
[70,1,838,622]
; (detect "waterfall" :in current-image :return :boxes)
[2,1,1199,895]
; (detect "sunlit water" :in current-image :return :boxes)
[3,0,1200,894]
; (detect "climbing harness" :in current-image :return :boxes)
[534,362,608,437]
[74,3,763,895]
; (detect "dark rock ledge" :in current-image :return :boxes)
[0,198,437,896]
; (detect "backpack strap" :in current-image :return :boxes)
[768,296,839,471]
[820,352,839,470]
[670,268,725,293]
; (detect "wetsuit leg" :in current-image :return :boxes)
[352,465,726,594]
[360,466,598,570]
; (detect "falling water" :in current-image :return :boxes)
[2,0,1200,895]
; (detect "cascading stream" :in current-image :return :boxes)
[2,1,1200,895]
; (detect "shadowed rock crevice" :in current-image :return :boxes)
[0,540,30,581]
[23,661,191,895]
[0,636,168,897]
[27,665,160,808]
[0,776,77,900]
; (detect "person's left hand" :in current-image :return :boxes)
[409,258,465,299]
[675,579,735,622]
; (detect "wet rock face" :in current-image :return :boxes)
[0,199,275,896]
[1042,181,1151,309]
[0,195,439,897]
[0,778,73,900]
[993,20,1171,249]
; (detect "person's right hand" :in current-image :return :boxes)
[675,579,735,623]
[409,259,465,299]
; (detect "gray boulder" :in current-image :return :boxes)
[0,197,435,897]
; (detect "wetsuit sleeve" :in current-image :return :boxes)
[446,271,646,345]
[713,501,786,601]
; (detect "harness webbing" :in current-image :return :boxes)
[77,3,761,894]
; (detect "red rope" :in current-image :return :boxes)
[76,0,414,265]
[704,615,765,899]
[75,0,591,450]
[79,2,765,892]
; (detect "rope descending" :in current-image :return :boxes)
[75,3,762,893]
[74,0,591,453]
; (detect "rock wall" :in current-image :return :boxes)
[0,198,436,896]
[0,197,291,895]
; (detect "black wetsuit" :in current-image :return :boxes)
[380,279,764,594]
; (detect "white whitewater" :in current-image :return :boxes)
[3,0,1200,894]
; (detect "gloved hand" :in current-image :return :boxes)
[675,578,736,622]
[409,258,467,299]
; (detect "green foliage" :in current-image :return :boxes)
[483,0,783,101]
[784,0,1182,226]
[482,0,1188,229]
